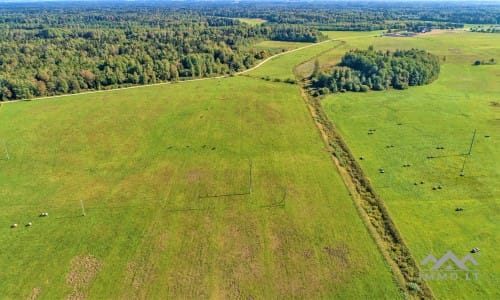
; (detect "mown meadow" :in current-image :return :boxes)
[0,42,401,298]
[319,31,499,299]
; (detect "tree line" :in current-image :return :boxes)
[0,3,326,101]
[206,1,498,30]
[0,0,496,100]
[309,47,440,95]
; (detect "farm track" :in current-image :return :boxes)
[296,80,434,299]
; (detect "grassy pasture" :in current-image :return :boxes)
[0,44,401,299]
[253,40,313,52]
[237,18,267,25]
[319,31,499,299]
[245,40,338,81]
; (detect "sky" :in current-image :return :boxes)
[0,0,498,3]
[0,0,491,1]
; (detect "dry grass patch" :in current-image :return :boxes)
[30,287,42,300]
[185,168,206,184]
[66,255,102,300]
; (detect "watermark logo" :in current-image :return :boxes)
[420,250,479,281]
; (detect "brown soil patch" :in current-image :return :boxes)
[185,168,205,184]
[226,279,243,299]
[125,230,168,298]
[303,249,313,259]
[323,243,350,267]
[127,255,156,294]
[126,261,142,290]
[66,255,102,300]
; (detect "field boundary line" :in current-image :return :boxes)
[296,81,435,299]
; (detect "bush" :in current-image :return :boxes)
[407,282,421,292]
[319,87,330,95]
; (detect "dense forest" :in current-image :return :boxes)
[0,4,326,100]
[0,1,497,101]
[309,48,440,95]
[207,1,499,31]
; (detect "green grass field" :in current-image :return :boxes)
[237,18,267,25]
[320,31,499,299]
[0,42,401,298]
[253,40,313,52]
[246,40,338,81]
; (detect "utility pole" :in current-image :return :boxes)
[467,129,477,156]
[249,159,253,194]
[80,199,86,216]
[460,129,477,176]
[2,141,9,160]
